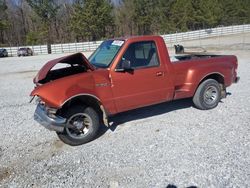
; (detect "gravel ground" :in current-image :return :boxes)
[0,42,249,187]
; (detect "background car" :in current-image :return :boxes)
[0,48,8,57]
[17,47,33,57]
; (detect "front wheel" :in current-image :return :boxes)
[193,79,221,110]
[57,106,100,146]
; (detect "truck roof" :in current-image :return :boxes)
[112,35,162,41]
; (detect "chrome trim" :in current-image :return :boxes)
[203,85,219,104]
[60,93,101,107]
[34,104,66,132]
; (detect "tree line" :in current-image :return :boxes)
[0,0,250,47]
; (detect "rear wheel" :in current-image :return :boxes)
[57,105,100,146]
[193,79,221,110]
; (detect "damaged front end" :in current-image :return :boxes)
[30,53,95,132]
[33,52,95,85]
[34,102,66,132]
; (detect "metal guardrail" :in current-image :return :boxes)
[2,24,250,56]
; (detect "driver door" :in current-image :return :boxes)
[110,41,171,113]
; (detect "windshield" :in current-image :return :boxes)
[89,40,124,68]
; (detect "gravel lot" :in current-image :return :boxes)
[0,40,249,187]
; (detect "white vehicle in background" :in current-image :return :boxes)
[17,47,33,57]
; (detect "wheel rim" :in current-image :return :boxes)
[66,113,92,139]
[203,86,219,105]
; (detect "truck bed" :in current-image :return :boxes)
[170,54,237,100]
[170,54,221,62]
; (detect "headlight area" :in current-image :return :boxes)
[45,106,58,118]
[29,95,44,104]
[30,96,58,118]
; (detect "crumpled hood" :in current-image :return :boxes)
[33,53,95,84]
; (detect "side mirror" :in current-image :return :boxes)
[115,59,133,72]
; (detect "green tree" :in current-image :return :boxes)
[71,0,114,41]
[157,0,177,33]
[220,0,250,25]
[133,0,159,35]
[116,0,160,35]
[191,0,221,29]
[170,0,196,32]
[26,0,60,53]
[1,0,250,46]
[114,0,136,36]
[0,0,9,44]
[26,31,43,45]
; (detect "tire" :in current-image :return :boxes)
[193,79,221,110]
[57,105,100,146]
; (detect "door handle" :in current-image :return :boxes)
[156,72,164,77]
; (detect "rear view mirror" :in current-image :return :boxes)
[115,59,133,72]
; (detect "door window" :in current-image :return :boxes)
[120,41,159,69]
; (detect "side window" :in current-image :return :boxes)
[120,41,159,69]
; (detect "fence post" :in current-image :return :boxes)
[217,26,220,46]
[32,45,34,55]
[199,29,201,46]
[175,31,177,43]
[242,24,245,49]
[10,45,12,57]
[61,43,63,54]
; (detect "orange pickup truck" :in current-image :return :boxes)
[30,36,239,146]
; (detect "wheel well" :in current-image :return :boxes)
[196,73,226,98]
[58,95,107,124]
[200,73,224,86]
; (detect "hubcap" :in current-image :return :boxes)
[203,86,218,105]
[66,113,92,139]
